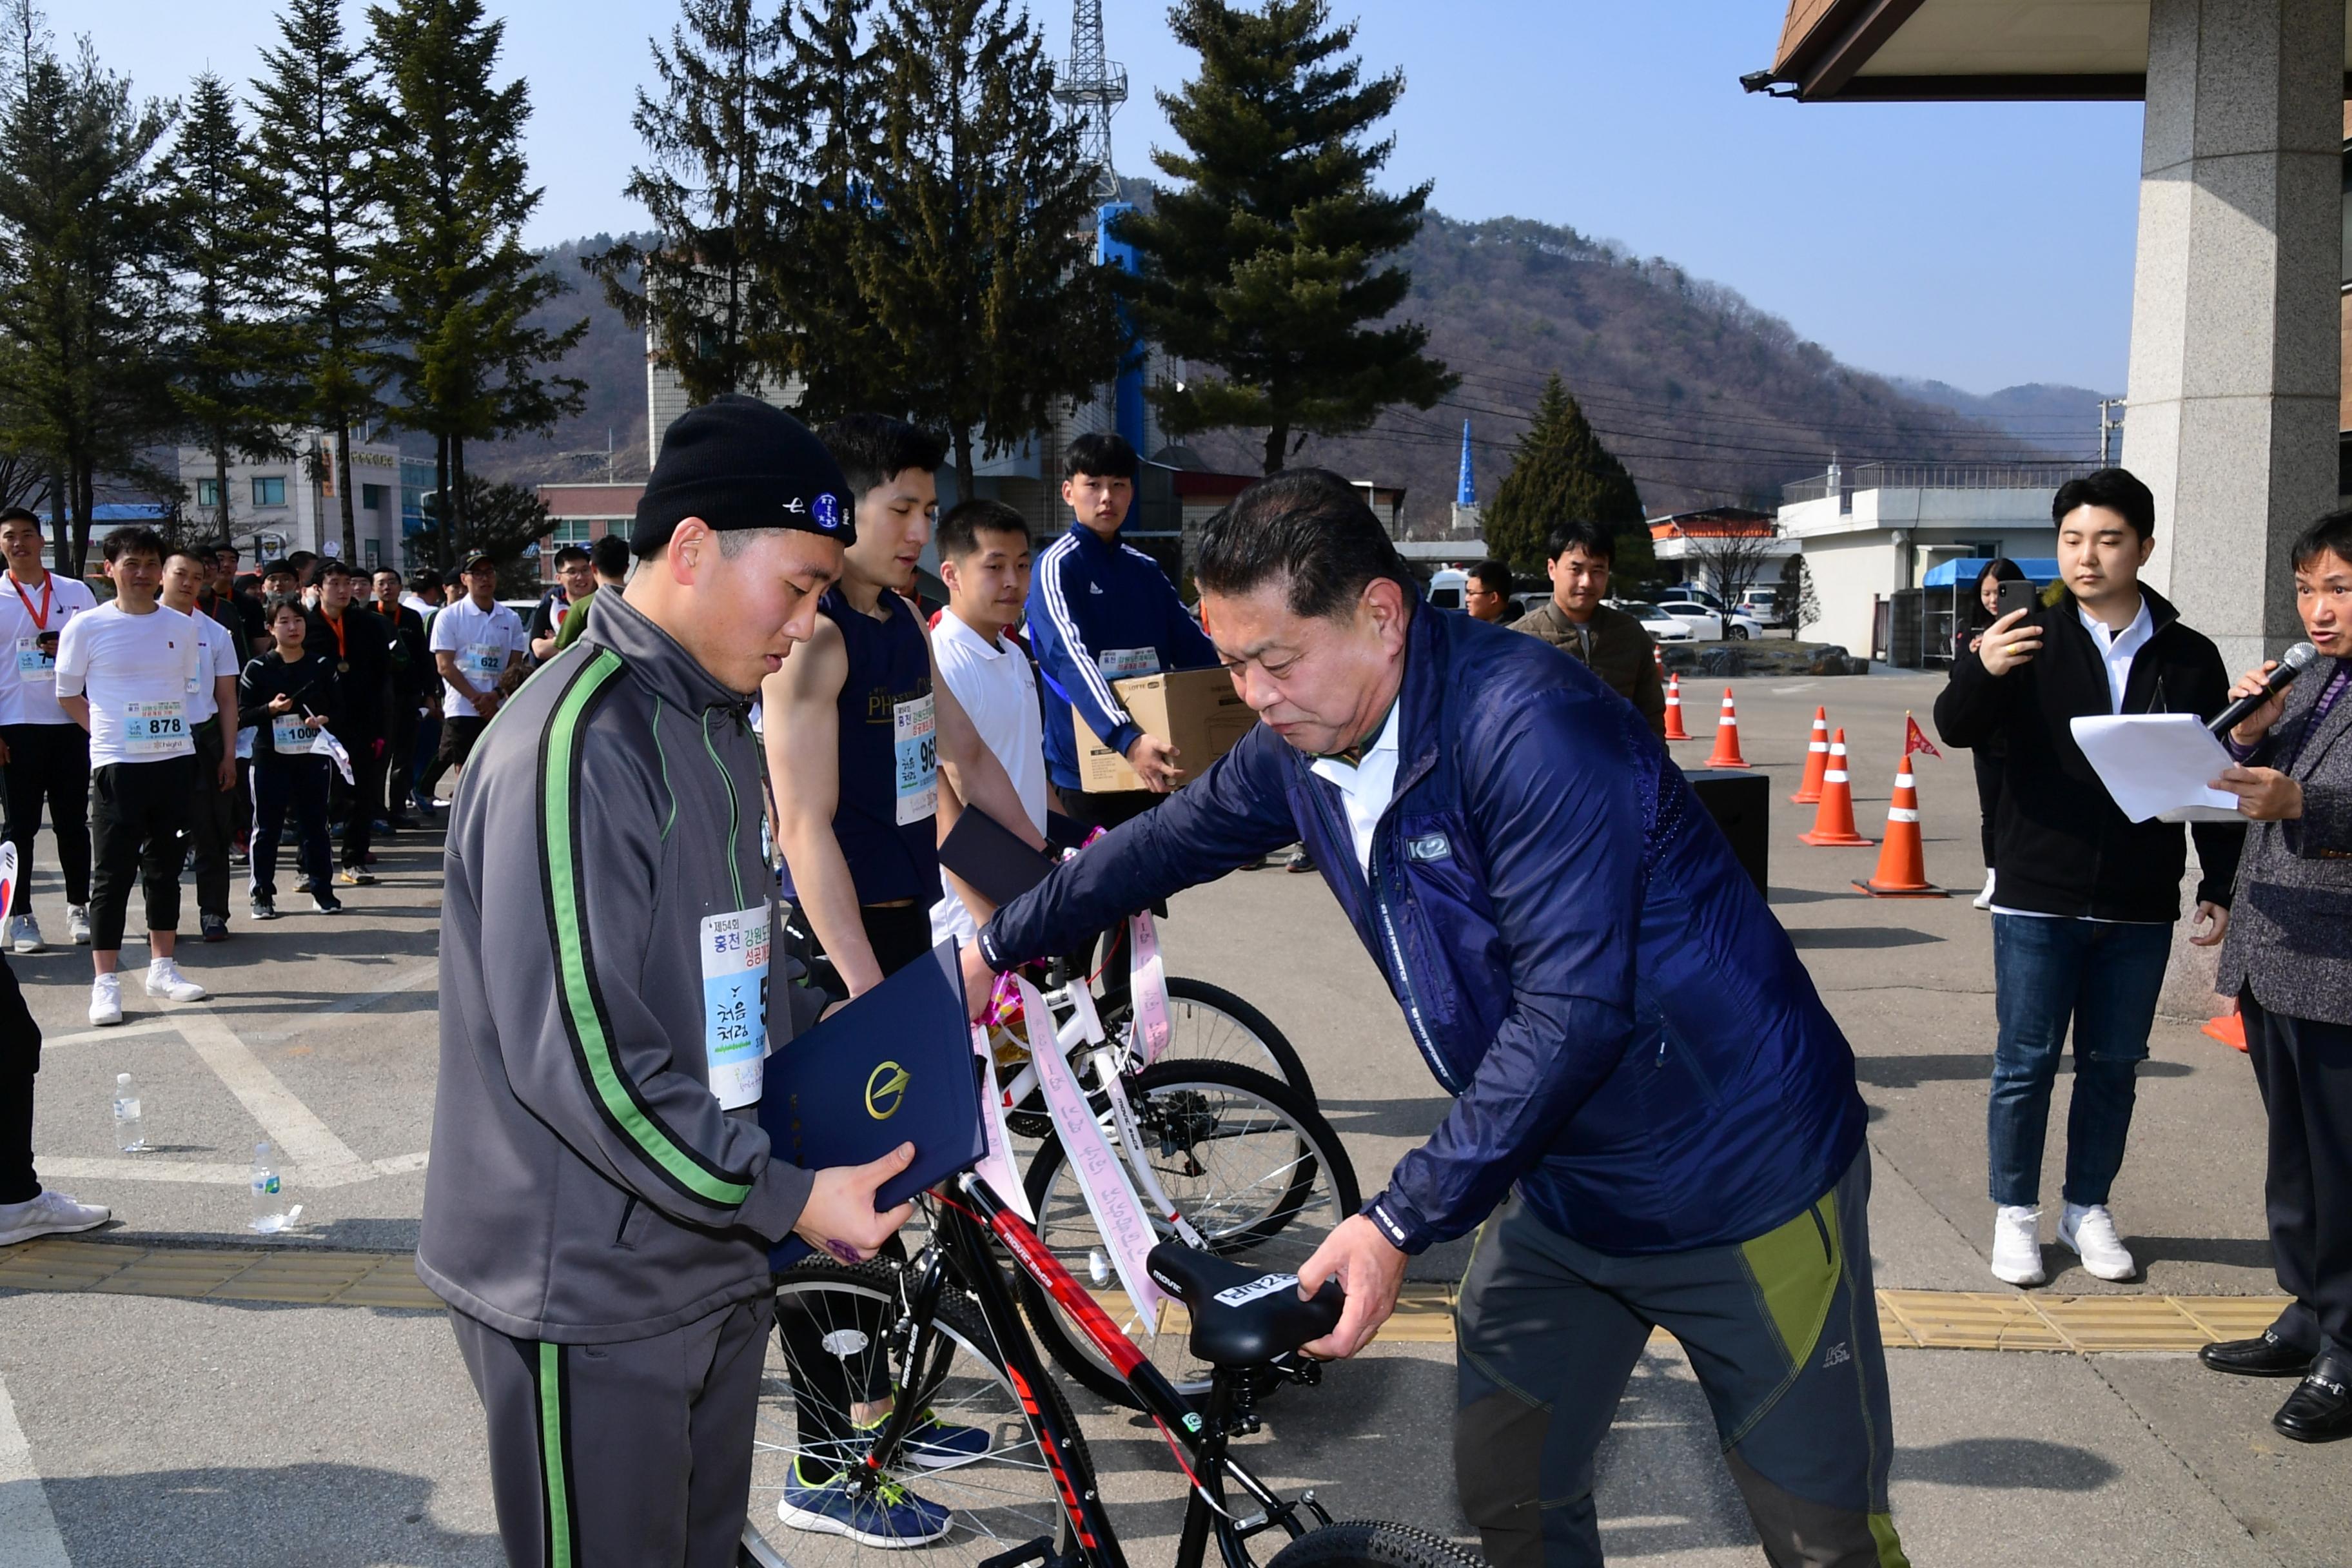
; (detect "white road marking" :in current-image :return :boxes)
[171,1006,364,1181]
[246,961,442,1043]
[33,1152,427,1190]
[34,1020,181,1051]
[1769,681,1822,694]
[0,1364,72,1567]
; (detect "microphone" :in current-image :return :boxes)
[2207,642,2318,736]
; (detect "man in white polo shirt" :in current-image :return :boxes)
[0,506,98,953]
[52,527,208,1026]
[927,500,1054,946]
[420,552,530,800]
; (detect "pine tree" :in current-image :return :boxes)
[1483,373,1649,578]
[760,0,892,418]
[850,0,1123,492]
[586,0,787,405]
[1116,0,1454,475]
[166,71,302,545]
[0,9,179,574]
[368,0,585,570]
[251,0,384,565]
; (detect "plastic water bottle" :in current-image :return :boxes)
[112,1073,148,1153]
[249,1142,291,1233]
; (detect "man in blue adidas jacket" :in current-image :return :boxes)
[972,471,1908,1568]
[1028,431,1217,833]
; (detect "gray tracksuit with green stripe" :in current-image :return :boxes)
[419,590,812,1343]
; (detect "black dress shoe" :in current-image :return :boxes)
[2200,1330,2315,1378]
[2273,1355,2352,1444]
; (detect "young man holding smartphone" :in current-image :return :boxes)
[1935,467,2244,1288]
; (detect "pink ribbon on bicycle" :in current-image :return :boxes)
[1128,911,1171,1065]
[969,1023,1034,1222]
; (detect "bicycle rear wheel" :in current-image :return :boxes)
[1018,1061,1360,1407]
[1266,1520,1487,1568]
[746,1260,1084,1568]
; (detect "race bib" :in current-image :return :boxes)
[700,901,770,1110]
[14,636,54,684]
[892,692,937,827]
[1096,647,1159,680]
[459,642,507,683]
[122,699,186,755]
[271,712,321,755]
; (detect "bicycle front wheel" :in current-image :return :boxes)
[1019,1061,1361,1407]
[746,1260,1084,1568]
[1099,976,1312,1093]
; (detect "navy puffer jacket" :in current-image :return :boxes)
[980,598,1865,1256]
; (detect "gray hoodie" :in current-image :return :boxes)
[418,591,812,1342]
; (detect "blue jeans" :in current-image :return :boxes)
[1988,914,2171,1209]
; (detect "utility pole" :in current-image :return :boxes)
[1054,0,1127,204]
[2098,397,2122,466]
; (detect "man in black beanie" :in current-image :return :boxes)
[420,396,920,1567]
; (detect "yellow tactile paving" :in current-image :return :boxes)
[0,1237,2296,1351]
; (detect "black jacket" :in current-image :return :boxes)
[306,603,397,739]
[1934,585,2244,921]
[238,650,347,766]
[374,599,432,705]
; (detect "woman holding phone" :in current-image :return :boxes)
[1953,558,2031,908]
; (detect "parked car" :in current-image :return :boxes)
[1610,600,1696,643]
[1669,584,1727,612]
[1655,599,1765,641]
[1427,568,1467,611]
[1736,587,1783,628]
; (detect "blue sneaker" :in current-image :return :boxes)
[779,1458,952,1547]
[871,1406,992,1471]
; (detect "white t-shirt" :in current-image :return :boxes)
[428,598,531,718]
[0,570,99,727]
[184,607,241,725]
[53,601,204,767]
[929,611,1051,946]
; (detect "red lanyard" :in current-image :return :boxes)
[325,612,348,658]
[9,573,51,631]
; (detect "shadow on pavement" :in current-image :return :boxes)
[1788,926,1941,950]
[1316,1097,1455,1139]
[46,1462,498,1567]
[1896,1436,2120,1490]
[2128,1234,2275,1270]
[1854,1054,2195,1088]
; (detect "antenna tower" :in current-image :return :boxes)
[1055,0,1127,204]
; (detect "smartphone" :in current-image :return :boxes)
[1995,578,2039,621]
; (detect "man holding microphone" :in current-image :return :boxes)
[2200,510,2352,1444]
[965,471,1905,1567]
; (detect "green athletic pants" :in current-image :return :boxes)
[451,1293,772,1567]
[1455,1150,1908,1568]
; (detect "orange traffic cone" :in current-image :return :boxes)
[2202,1011,2248,1052]
[1799,728,1872,846]
[1662,674,1691,741]
[1854,752,1945,896]
[1790,707,1830,804]
[1703,688,1749,768]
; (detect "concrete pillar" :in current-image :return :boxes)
[2119,0,2342,676]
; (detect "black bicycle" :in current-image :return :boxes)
[739,1171,1479,1568]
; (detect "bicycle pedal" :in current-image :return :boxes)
[974,1535,1056,1568]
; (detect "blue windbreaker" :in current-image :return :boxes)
[980,598,1865,1256]
[1027,522,1218,791]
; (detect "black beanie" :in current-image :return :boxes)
[631,394,857,556]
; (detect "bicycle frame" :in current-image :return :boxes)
[862,1170,1330,1568]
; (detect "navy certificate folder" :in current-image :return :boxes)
[760,937,985,1268]
[939,804,1059,906]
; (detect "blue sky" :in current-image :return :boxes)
[78,0,2144,394]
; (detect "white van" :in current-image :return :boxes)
[1427,569,1468,610]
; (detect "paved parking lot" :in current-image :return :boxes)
[2,669,2348,1565]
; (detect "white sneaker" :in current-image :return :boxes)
[6,914,40,954]
[0,1189,111,1247]
[67,905,90,944]
[1972,868,1996,911]
[88,974,122,1026]
[1992,1204,2046,1286]
[142,957,206,1003]
[2059,1202,2137,1281]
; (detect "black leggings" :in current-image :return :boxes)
[0,952,41,1204]
[1972,748,2003,867]
[1,722,90,916]
[776,901,934,1480]
[87,758,195,950]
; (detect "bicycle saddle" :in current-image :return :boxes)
[1146,1242,1344,1367]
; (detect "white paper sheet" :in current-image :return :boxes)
[2068,713,2244,823]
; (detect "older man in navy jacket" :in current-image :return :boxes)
[969,470,1905,1568]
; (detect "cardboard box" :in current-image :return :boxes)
[1074,667,1258,792]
